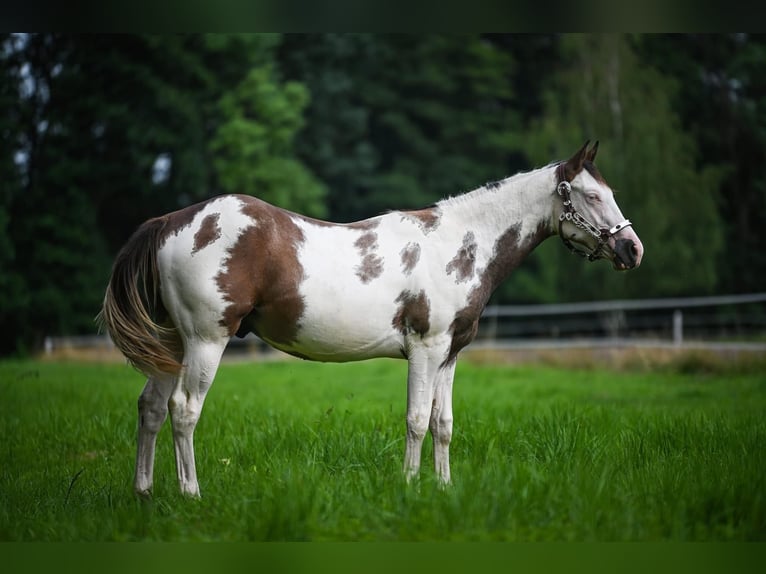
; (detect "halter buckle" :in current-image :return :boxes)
[557,181,571,197]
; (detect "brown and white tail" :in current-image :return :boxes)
[97,217,183,376]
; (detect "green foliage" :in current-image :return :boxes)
[210,65,326,216]
[0,36,23,347]
[0,34,323,353]
[280,34,520,222]
[1,359,765,541]
[504,34,725,303]
[637,34,766,295]
[2,33,765,354]
[3,35,116,351]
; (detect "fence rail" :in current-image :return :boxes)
[478,292,766,347]
[43,293,766,357]
[482,292,766,317]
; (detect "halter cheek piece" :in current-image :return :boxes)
[556,171,632,262]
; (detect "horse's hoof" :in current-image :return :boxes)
[134,488,153,499]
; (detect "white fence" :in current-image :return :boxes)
[477,292,766,349]
[44,293,766,357]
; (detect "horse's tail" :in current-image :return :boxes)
[97,217,183,377]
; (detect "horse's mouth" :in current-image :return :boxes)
[612,252,638,271]
[611,238,642,271]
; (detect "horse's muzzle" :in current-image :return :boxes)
[613,237,643,270]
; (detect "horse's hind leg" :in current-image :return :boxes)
[134,373,176,496]
[169,338,228,497]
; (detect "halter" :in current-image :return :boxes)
[555,163,632,262]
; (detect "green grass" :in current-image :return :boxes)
[1,357,765,541]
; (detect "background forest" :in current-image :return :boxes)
[2,34,764,355]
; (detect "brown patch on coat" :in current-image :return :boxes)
[400,206,442,234]
[157,201,210,245]
[192,213,222,254]
[584,161,608,186]
[354,228,384,283]
[356,253,384,283]
[557,160,608,187]
[484,180,504,190]
[354,231,378,253]
[348,218,381,231]
[400,242,421,275]
[445,231,478,283]
[392,290,431,337]
[215,195,306,344]
[443,222,552,366]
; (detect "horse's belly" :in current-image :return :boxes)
[284,307,405,362]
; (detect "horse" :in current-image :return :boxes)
[98,140,643,497]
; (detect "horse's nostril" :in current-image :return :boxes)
[614,238,638,267]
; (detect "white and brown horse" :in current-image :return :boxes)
[99,141,643,496]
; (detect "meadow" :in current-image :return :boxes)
[1,355,765,541]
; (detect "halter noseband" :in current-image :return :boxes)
[555,163,632,262]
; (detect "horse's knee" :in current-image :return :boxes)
[168,393,202,435]
[406,412,429,443]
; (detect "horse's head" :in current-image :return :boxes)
[554,141,644,270]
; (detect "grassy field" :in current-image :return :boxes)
[1,356,765,541]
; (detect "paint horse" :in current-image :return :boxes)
[99,141,643,497]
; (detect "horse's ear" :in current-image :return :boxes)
[563,140,590,181]
[585,140,599,163]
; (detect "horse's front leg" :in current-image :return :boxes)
[430,360,456,485]
[403,341,450,482]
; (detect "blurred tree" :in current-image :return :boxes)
[637,34,766,295]
[502,34,725,303]
[3,35,112,351]
[3,33,762,355]
[279,34,522,222]
[1,34,323,354]
[0,35,24,351]
[210,61,326,216]
[278,34,381,222]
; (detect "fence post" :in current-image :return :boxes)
[673,309,684,347]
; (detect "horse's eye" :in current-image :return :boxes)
[586,193,600,203]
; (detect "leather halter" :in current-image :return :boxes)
[555,163,632,262]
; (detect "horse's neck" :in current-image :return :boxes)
[437,165,557,258]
